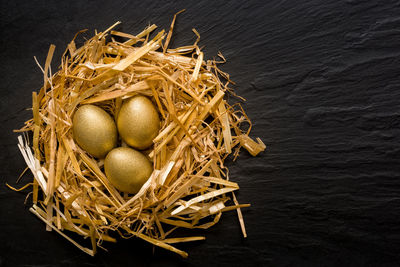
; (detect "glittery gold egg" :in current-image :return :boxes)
[117,95,160,150]
[72,105,117,158]
[104,147,153,194]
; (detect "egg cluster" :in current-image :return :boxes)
[72,95,160,194]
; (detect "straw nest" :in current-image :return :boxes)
[13,13,265,257]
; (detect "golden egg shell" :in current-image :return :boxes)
[72,105,117,158]
[117,95,160,150]
[104,147,153,194]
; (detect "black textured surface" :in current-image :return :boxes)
[1,1,400,266]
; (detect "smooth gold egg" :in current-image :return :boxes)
[104,147,153,194]
[72,105,117,158]
[117,95,160,150]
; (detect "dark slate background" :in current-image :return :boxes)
[1,1,400,266]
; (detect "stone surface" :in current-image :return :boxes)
[1,0,400,266]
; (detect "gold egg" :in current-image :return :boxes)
[117,95,160,150]
[72,105,117,158]
[104,147,153,194]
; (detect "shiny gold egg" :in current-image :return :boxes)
[72,105,117,158]
[117,95,160,150]
[104,147,153,194]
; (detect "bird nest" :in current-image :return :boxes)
[13,14,265,257]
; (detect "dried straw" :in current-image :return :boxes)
[14,13,265,257]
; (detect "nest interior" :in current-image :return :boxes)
[14,15,265,257]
